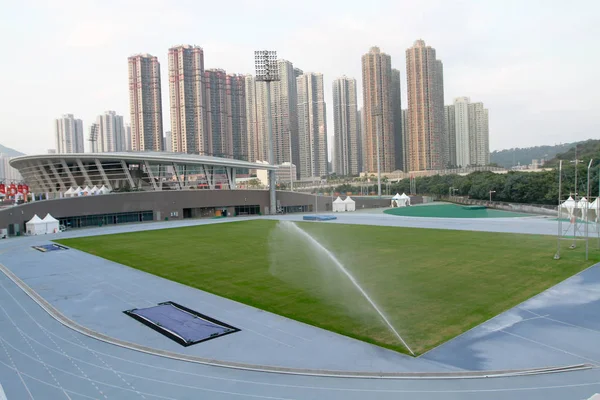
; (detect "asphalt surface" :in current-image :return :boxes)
[1,213,599,399]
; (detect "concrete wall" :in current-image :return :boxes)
[0,190,428,233]
[448,196,558,216]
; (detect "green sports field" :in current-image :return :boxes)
[384,203,531,218]
[57,220,598,355]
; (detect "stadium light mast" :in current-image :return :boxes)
[255,50,280,215]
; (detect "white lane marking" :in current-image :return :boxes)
[500,329,600,366]
[5,323,600,396]
[0,359,144,400]
[0,334,34,399]
[0,384,6,400]
[68,332,146,399]
[0,285,104,399]
[3,290,596,396]
[0,352,295,400]
[522,308,600,335]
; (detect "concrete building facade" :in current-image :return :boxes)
[361,47,396,173]
[164,131,172,152]
[452,97,490,167]
[204,69,228,157]
[444,105,457,167]
[297,73,328,179]
[55,114,84,154]
[391,68,405,171]
[226,74,248,162]
[406,40,445,171]
[128,54,163,152]
[96,111,126,153]
[124,124,132,151]
[332,76,359,176]
[168,45,205,154]
[245,75,262,163]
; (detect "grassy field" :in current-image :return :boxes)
[384,203,531,218]
[57,220,599,355]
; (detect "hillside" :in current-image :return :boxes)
[0,144,25,157]
[545,140,600,166]
[490,142,579,168]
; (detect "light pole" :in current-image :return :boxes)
[489,190,496,202]
[255,50,279,215]
[372,106,383,198]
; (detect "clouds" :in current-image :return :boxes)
[0,0,598,154]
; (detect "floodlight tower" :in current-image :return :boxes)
[255,50,280,215]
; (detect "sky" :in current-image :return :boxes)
[0,0,598,156]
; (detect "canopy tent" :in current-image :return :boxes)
[99,185,111,194]
[90,186,99,195]
[64,187,75,197]
[400,193,411,206]
[559,196,576,217]
[26,214,46,235]
[332,196,345,212]
[42,213,60,234]
[73,186,83,196]
[391,193,403,208]
[578,197,589,218]
[590,198,600,222]
[82,186,92,195]
[343,196,356,212]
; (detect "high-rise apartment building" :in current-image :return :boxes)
[55,114,84,153]
[406,40,445,171]
[468,102,490,166]
[245,75,262,163]
[226,74,248,161]
[401,109,408,166]
[168,45,205,154]
[391,68,405,171]
[164,131,172,152]
[444,105,457,167]
[332,76,359,176]
[0,154,23,182]
[297,73,328,179]
[204,69,228,157]
[452,97,489,167]
[95,111,126,152]
[124,123,132,151]
[128,54,163,152]
[361,47,396,173]
[273,60,300,174]
[357,108,364,173]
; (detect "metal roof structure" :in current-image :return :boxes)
[10,152,277,194]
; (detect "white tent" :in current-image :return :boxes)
[90,185,99,195]
[400,193,411,206]
[590,198,600,222]
[99,185,111,194]
[343,196,356,212]
[73,186,83,196]
[26,214,46,235]
[42,213,60,234]
[391,193,402,207]
[333,196,345,212]
[578,197,590,219]
[64,187,75,197]
[559,196,576,217]
[83,186,92,195]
